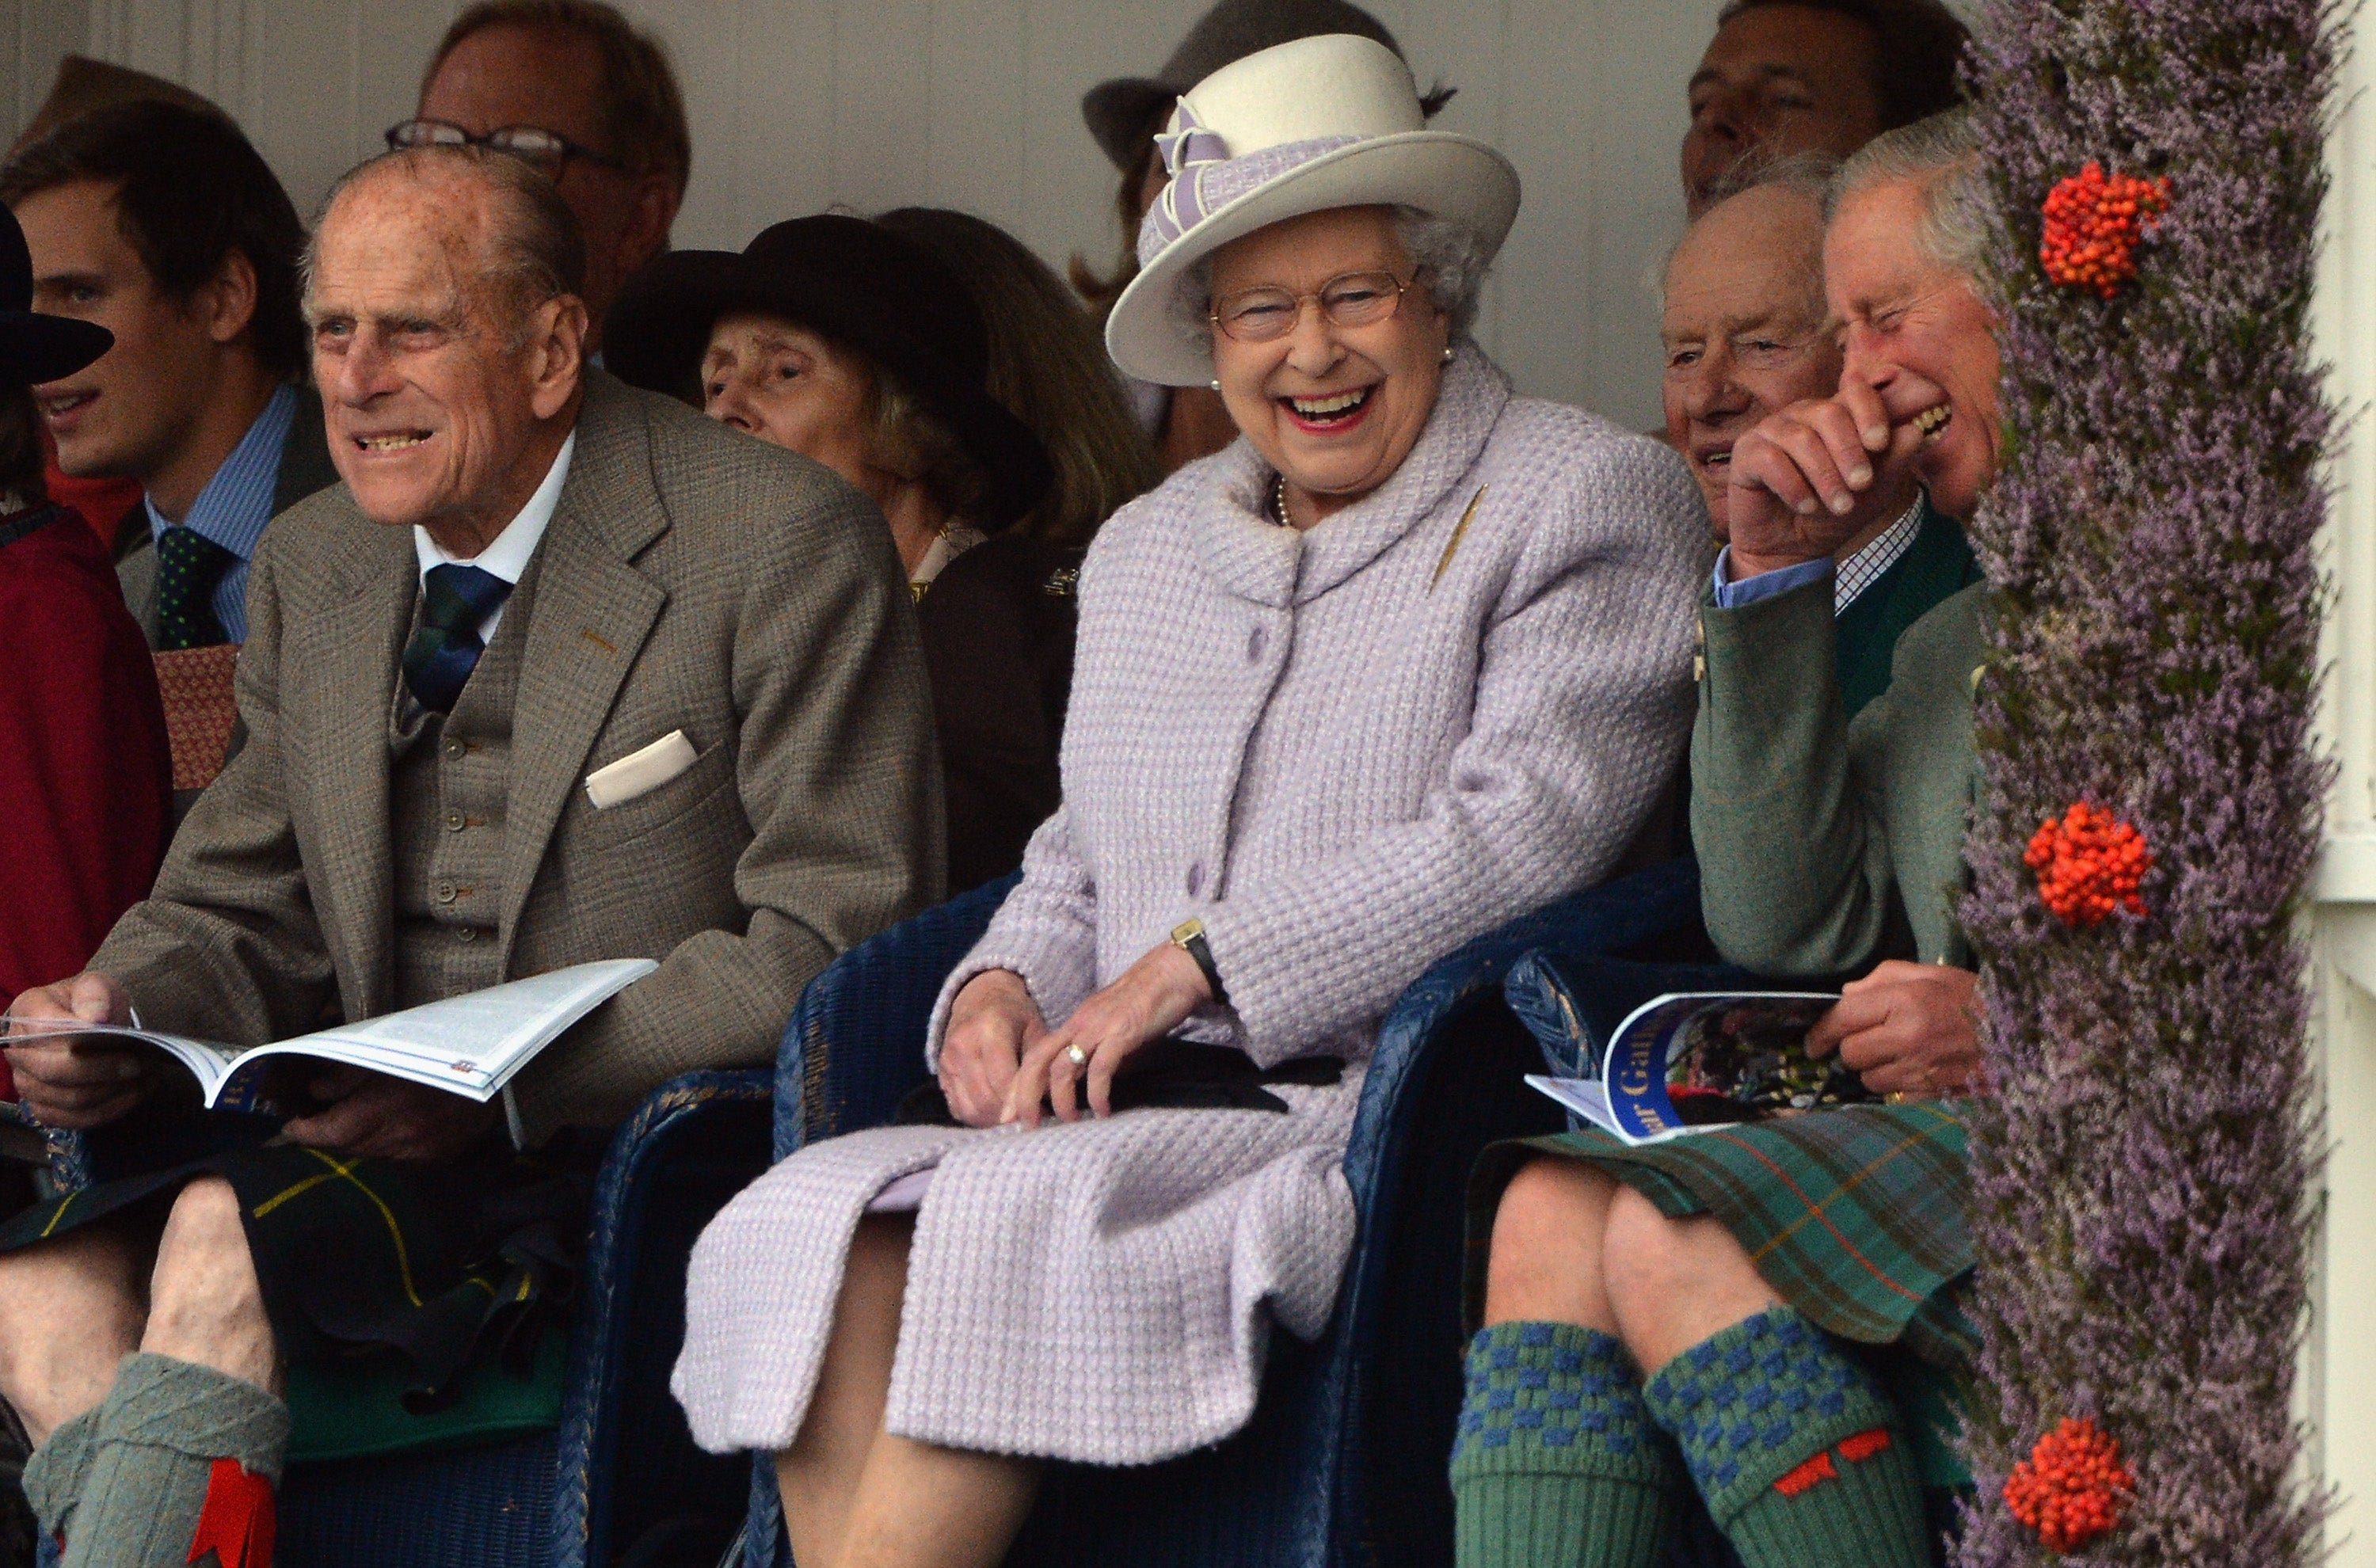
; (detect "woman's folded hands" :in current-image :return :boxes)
[939,941,1218,1130]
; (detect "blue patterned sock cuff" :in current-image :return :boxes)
[1639,1307,1897,1524]
[1449,1322,1680,1486]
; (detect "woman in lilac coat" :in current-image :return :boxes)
[674,35,1708,1568]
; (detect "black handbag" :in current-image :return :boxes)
[896,1036,1343,1125]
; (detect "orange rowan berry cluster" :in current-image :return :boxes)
[2039,162,2170,297]
[2025,801,2152,925]
[2005,1416,2134,1554]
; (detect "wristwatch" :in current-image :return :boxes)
[1171,917,1227,1005]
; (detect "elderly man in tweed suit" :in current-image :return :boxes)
[0,145,937,1568]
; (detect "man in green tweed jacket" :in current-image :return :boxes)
[0,145,937,1568]
[1693,569,1984,979]
[1453,112,1997,1568]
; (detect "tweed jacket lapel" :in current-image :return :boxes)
[1191,347,1510,607]
[497,377,669,957]
[284,511,415,1018]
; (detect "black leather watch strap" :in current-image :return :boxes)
[1170,917,1227,1006]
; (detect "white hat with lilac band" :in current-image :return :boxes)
[1103,32,1521,387]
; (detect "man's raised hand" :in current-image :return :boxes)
[1724,366,1946,577]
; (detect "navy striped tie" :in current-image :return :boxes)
[402,565,512,714]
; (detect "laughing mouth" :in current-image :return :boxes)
[1282,387,1373,427]
[1913,404,1952,443]
[1695,444,1733,474]
[355,432,432,452]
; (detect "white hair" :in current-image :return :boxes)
[1168,204,1491,357]
[1655,153,1836,312]
[1826,106,1987,281]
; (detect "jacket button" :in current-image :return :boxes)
[444,739,465,761]
[1247,626,1266,662]
[455,926,478,943]
[445,811,466,832]
[1186,861,1204,896]
[436,881,458,904]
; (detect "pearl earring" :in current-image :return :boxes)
[1441,345,1454,363]
[1209,379,1221,390]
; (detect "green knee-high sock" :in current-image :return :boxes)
[1641,1307,1929,1568]
[19,1405,103,1544]
[61,1354,287,1568]
[1449,1323,1685,1568]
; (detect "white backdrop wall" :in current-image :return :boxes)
[0,0,1728,431]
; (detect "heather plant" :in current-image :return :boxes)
[1951,2,2338,1565]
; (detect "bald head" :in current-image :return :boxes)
[306,146,588,553]
[312,146,585,342]
[1661,180,1839,527]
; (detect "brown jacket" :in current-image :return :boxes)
[93,373,943,1141]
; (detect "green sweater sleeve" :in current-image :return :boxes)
[1689,576,1902,977]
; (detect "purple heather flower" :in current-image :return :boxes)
[1951,2,2335,1566]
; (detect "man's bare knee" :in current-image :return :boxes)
[142,1178,279,1392]
[0,1226,148,1444]
[1601,1186,1776,1372]
[1481,1157,1620,1329]
[1495,1159,1615,1249]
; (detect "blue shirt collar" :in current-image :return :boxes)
[143,382,299,563]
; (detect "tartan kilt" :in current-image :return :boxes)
[1467,1101,1976,1373]
[0,1112,592,1409]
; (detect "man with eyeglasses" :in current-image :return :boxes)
[398,0,689,353]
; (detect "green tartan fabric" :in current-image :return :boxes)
[0,1134,587,1416]
[1467,1102,1976,1373]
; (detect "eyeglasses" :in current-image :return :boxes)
[1209,270,1420,344]
[383,119,628,179]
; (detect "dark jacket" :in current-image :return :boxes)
[916,532,1084,892]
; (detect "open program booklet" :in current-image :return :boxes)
[0,958,655,1108]
[1525,991,1866,1144]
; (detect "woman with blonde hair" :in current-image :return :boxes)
[875,206,1159,550]
[870,206,1161,889]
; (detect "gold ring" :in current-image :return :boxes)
[1064,1045,1089,1068]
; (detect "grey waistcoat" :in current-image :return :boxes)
[387,561,540,1010]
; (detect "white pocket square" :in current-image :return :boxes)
[584,729,699,809]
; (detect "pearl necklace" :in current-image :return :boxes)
[1273,472,1293,528]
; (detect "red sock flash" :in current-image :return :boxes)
[1772,1429,1894,1498]
[187,1458,276,1568]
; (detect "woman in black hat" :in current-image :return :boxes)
[607,214,1060,889]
